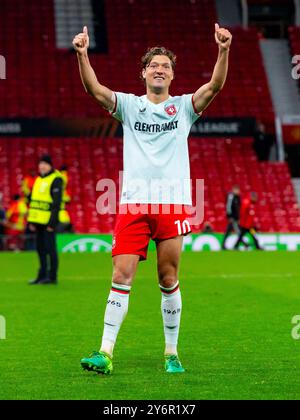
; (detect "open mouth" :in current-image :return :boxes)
[154,76,165,81]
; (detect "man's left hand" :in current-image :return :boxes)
[47,226,54,232]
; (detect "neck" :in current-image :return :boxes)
[146,88,169,104]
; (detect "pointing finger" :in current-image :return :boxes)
[215,23,220,32]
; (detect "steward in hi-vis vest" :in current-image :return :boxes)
[28,170,65,226]
[28,155,63,285]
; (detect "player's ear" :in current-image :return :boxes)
[142,68,146,80]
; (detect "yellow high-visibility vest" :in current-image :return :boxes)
[28,171,65,225]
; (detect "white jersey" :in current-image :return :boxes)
[112,93,200,204]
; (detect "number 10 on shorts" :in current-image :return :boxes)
[175,220,191,236]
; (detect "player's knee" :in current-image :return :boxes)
[112,267,133,286]
[158,273,177,289]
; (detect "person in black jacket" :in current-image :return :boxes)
[221,185,248,250]
[27,155,63,285]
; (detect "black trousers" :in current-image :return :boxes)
[35,225,58,281]
[222,218,248,249]
[234,227,261,250]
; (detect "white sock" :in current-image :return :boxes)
[160,281,182,356]
[100,283,131,357]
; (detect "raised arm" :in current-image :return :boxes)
[193,24,232,114]
[72,26,115,111]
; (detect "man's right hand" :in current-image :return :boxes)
[72,26,89,55]
[28,223,36,232]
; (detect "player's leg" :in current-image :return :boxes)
[156,236,185,372]
[81,207,150,374]
[100,254,140,356]
[80,254,140,374]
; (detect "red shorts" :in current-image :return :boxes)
[112,204,193,261]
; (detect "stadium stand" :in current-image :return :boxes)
[0,136,299,234]
[0,0,274,129]
[0,0,299,235]
[288,25,300,68]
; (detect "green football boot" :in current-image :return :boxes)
[80,351,113,375]
[165,354,185,373]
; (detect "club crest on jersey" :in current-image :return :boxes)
[165,104,177,116]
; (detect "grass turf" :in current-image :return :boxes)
[0,251,299,400]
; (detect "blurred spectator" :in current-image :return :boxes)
[5,194,28,250]
[57,165,73,233]
[202,222,214,233]
[222,185,248,250]
[22,169,37,203]
[0,192,6,250]
[234,192,263,250]
[253,121,274,161]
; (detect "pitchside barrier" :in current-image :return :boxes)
[1,233,300,252]
[55,233,300,253]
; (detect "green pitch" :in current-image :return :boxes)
[0,251,299,400]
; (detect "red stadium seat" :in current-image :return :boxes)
[0,0,274,127]
[0,136,299,233]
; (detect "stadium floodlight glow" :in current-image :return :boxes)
[291,55,300,80]
[0,315,6,340]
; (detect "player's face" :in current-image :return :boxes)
[143,55,174,91]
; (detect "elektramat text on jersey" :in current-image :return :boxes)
[134,120,179,133]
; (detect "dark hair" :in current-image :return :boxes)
[39,154,53,166]
[140,46,176,82]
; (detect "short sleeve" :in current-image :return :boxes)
[110,92,129,123]
[182,94,202,125]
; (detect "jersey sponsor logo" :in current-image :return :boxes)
[134,121,178,133]
[165,104,177,116]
